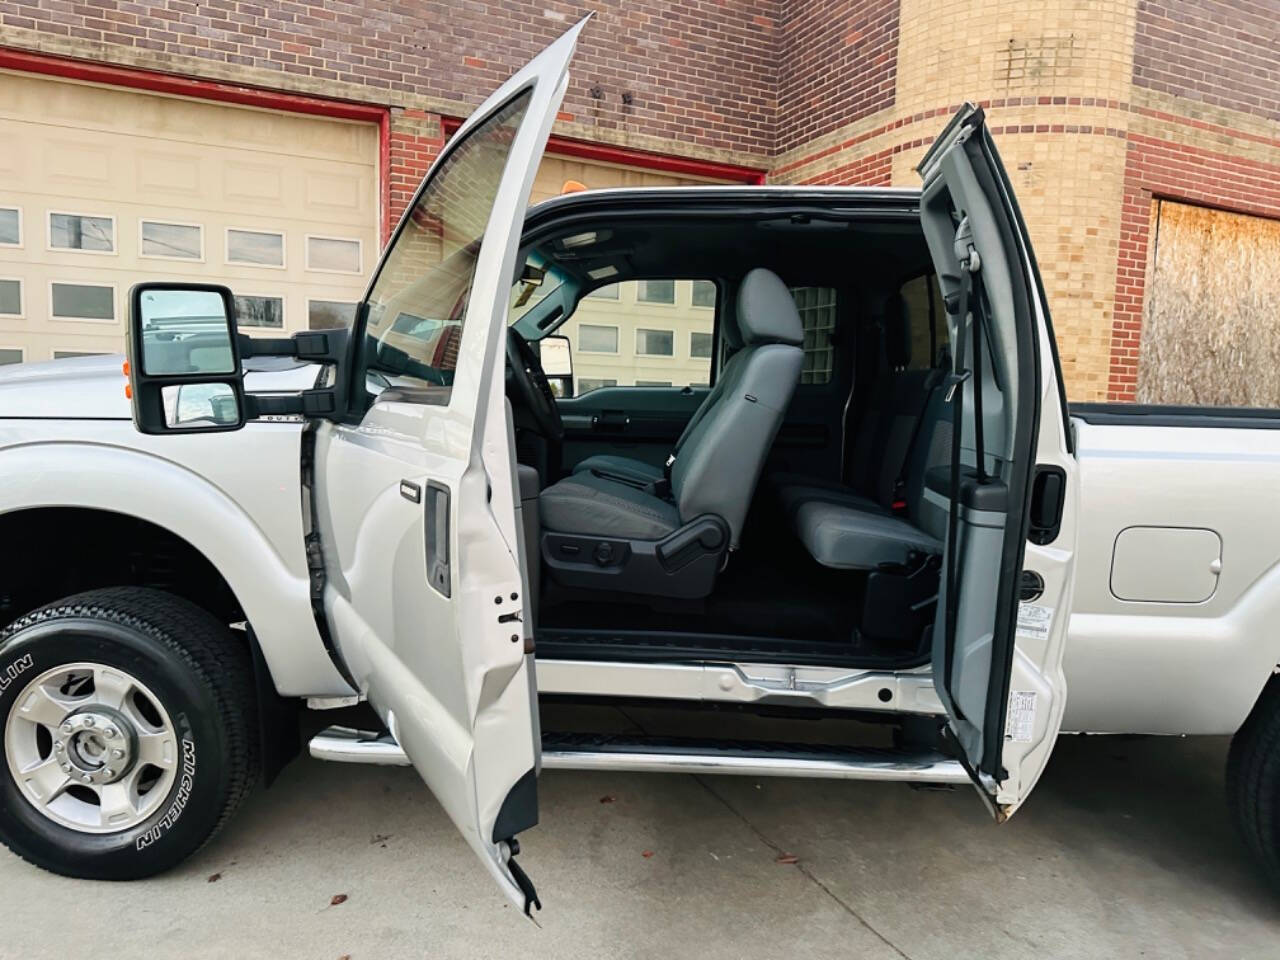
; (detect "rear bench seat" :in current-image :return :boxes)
[775,362,953,570]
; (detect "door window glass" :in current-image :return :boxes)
[361,90,533,402]
[553,279,717,394]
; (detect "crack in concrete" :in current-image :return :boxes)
[693,775,914,960]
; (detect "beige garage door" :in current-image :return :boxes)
[0,71,379,365]
[530,154,726,206]
[1137,200,1280,407]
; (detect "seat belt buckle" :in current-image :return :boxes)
[891,478,908,514]
[943,369,971,403]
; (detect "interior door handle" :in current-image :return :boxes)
[591,412,630,429]
[1028,465,1066,545]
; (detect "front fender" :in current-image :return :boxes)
[0,436,353,697]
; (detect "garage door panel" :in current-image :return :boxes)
[0,71,378,362]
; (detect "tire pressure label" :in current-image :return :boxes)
[1016,603,1054,642]
[1006,690,1038,743]
[135,737,196,850]
[0,653,33,695]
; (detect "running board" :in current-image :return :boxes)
[309,726,968,784]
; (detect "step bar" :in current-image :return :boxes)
[309,726,969,784]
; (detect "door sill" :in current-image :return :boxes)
[535,627,930,670]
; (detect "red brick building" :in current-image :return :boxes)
[0,0,1276,403]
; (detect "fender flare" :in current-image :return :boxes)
[0,440,353,697]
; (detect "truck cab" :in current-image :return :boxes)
[114,20,1079,911]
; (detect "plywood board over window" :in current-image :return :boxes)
[1137,201,1280,408]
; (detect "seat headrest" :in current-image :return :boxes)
[884,293,911,369]
[721,300,744,350]
[736,268,803,347]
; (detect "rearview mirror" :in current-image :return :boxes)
[126,283,247,434]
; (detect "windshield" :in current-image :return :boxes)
[359,90,534,400]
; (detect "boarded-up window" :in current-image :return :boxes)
[1137,201,1280,408]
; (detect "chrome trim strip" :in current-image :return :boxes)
[309,726,411,766]
[540,748,969,783]
[309,725,968,784]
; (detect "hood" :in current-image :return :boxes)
[0,354,324,419]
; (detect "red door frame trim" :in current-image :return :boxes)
[440,115,766,185]
[0,47,393,240]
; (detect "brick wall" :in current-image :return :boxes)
[775,0,898,153]
[0,0,780,157]
[1133,0,1279,123]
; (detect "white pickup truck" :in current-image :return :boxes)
[2,21,1279,913]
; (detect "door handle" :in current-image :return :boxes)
[424,481,451,597]
[1027,465,1066,545]
[591,411,630,430]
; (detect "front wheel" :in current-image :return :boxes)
[0,587,258,878]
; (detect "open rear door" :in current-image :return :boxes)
[916,105,1079,818]
[312,20,588,913]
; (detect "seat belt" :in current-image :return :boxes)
[941,219,985,708]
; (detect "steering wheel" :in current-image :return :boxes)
[506,327,564,442]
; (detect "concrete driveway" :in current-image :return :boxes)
[2,713,1276,960]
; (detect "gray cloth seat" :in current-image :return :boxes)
[780,380,953,569]
[570,301,746,486]
[539,470,680,540]
[540,267,804,553]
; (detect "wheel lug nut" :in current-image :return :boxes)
[103,769,114,779]
[53,742,64,752]
[80,774,92,783]
[83,717,95,728]
[111,749,124,760]
[60,763,71,772]
[60,724,72,734]
[104,728,117,739]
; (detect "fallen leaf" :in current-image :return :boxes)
[330,894,349,906]
[207,873,222,883]
[775,853,799,865]
[338,955,351,960]
[641,850,654,859]
[599,795,616,804]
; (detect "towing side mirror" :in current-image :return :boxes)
[126,283,247,435]
[537,333,574,398]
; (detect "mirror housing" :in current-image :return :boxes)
[536,333,574,398]
[126,283,247,434]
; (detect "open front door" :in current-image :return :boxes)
[311,20,588,912]
[916,105,1079,818]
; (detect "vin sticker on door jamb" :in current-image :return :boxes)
[1016,602,1054,642]
[1007,690,1038,743]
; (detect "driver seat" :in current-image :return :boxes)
[538,268,803,597]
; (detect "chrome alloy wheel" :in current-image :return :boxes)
[4,662,179,834]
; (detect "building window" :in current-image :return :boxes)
[0,279,22,317]
[50,282,115,322]
[790,286,837,385]
[53,350,106,359]
[49,213,115,253]
[234,295,285,329]
[586,283,620,300]
[306,236,362,274]
[636,328,674,356]
[577,323,619,354]
[637,279,675,304]
[308,300,358,330]
[577,377,617,394]
[691,280,716,308]
[0,208,21,246]
[636,380,672,387]
[227,229,285,268]
[141,221,203,261]
[0,348,22,365]
[690,331,713,359]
